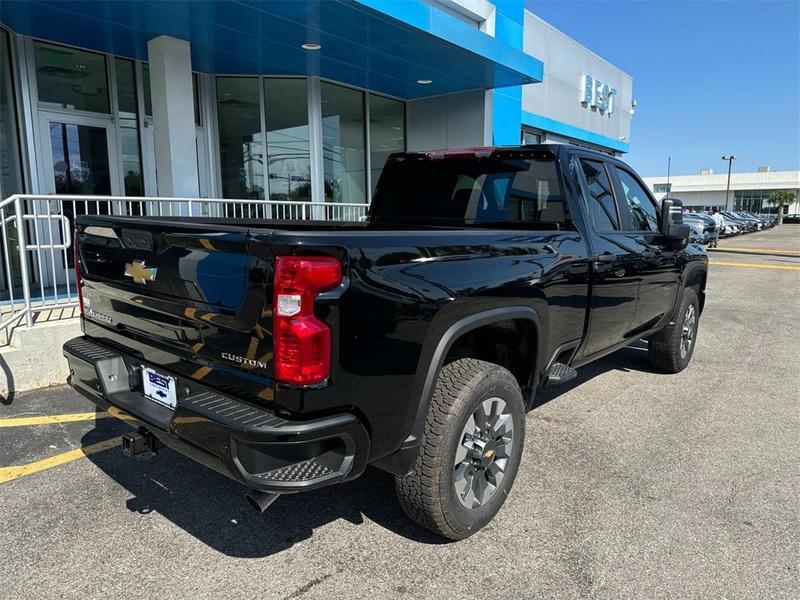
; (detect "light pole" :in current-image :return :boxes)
[722,155,737,211]
[666,156,671,199]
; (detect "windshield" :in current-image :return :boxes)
[370,150,568,228]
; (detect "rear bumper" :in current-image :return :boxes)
[63,336,370,493]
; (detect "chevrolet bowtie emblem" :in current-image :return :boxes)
[124,260,157,285]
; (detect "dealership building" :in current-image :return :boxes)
[0,0,634,206]
[643,169,800,215]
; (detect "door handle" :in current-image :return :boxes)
[595,252,616,263]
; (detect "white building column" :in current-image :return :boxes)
[147,35,199,205]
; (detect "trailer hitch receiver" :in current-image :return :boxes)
[122,428,161,459]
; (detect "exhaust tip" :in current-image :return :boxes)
[245,490,281,513]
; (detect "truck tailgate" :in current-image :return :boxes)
[76,216,274,385]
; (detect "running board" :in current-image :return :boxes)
[544,362,578,386]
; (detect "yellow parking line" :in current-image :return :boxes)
[0,412,111,428]
[712,247,800,254]
[0,437,121,484]
[710,261,800,271]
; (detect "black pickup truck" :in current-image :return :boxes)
[64,144,707,539]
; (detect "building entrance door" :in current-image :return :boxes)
[39,113,122,197]
[34,112,122,294]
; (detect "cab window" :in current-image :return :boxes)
[371,151,570,228]
[580,159,619,230]
[614,167,660,232]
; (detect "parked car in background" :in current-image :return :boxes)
[677,210,780,236]
[728,212,754,230]
[741,212,767,230]
[731,212,762,231]
[783,214,800,224]
[683,214,714,244]
[722,212,753,232]
[720,216,741,237]
[686,223,706,245]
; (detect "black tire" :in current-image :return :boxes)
[648,287,700,373]
[395,358,525,540]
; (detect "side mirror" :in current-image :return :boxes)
[660,198,690,246]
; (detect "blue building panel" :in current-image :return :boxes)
[493,89,522,146]
[489,0,524,145]
[1,0,630,160]
[1,0,543,100]
[522,111,630,153]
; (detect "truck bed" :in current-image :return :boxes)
[74,212,590,460]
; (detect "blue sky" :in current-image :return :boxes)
[526,0,800,176]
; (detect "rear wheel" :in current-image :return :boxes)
[648,287,700,373]
[395,358,525,540]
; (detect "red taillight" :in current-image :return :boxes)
[273,256,342,385]
[74,231,84,315]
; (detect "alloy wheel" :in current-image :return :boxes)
[453,397,514,509]
[680,304,696,359]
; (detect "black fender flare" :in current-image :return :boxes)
[673,260,708,321]
[374,306,543,476]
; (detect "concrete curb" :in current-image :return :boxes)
[0,319,81,402]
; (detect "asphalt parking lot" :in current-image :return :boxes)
[1,226,798,599]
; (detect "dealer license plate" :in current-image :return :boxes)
[142,366,177,409]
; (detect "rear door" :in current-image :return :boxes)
[575,156,642,357]
[610,165,680,331]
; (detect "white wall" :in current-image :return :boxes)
[522,10,633,145]
[654,191,800,214]
[147,36,199,201]
[406,90,488,151]
[650,190,730,207]
[643,170,800,193]
[644,170,800,212]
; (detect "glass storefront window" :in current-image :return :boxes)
[369,94,404,195]
[217,77,264,199]
[1,29,24,199]
[119,125,143,197]
[142,64,152,116]
[321,82,365,204]
[522,130,542,145]
[114,58,144,196]
[193,73,201,126]
[115,57,137,114]
[733,189,795,215]
[264,78,310,202]
[34,41,109,113]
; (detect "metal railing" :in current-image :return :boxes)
[0,194,369,340]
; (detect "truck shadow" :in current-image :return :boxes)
[80,340,659,558]
[533,340,659,407]
[81,422,445,558]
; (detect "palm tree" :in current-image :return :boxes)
[765,190,797,225]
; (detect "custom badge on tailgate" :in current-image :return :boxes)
[124,260,158,284]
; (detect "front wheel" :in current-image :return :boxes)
[648,287,700,373]
[395,358,525,540]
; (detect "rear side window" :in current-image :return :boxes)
[371,151,570,228]
[580,159,619,230]
[614,167,660,232]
